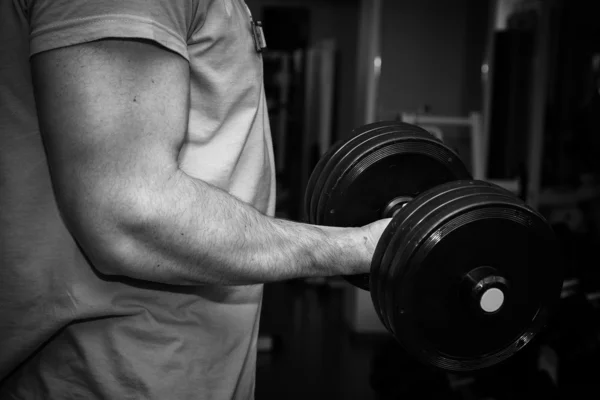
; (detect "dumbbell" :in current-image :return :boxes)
[304,121,563,372]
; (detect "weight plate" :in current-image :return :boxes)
[383,181,532,334]
[317,123,471,291]
[316,126,460,225]
[383,180,562,371]
[306,121,401,223]
[305,122,419,290]
[318,125,440,290]
[370,214,405,331]
[385,183,522,331]
[304,139,346,222]
[375,181,514,333]
[311,122,407,224]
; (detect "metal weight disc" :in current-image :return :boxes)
[386,181,561,370]
[316,123,471,290]
[383,182,524,334]
[304,122,418,290]
[369,214,405,331]
[372,181,509,333]
[304,138,347,221]
[382,181,563,371]
[305,121,401,222]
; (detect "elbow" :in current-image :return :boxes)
[59,191,152,278]
[83,230,143,278]
[75,217,145,279]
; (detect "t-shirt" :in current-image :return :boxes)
[0,0,276,398]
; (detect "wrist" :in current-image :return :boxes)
[318,225,370,276]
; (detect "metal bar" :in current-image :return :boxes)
[481,0,499,183]
[354,0,382,128]
[470,112,484,180]
[401,113,473,127]
[365,0,382,124]
[525,1,553,209]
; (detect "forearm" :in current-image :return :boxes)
[87,170,367,285]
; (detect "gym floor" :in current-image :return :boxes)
[255,280,600,400]
[255,281,462,400]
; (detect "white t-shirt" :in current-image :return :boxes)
[0,0,276,398]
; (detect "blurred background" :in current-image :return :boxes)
[250,0,600,398]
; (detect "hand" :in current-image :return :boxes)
[342,218,392,275]
[361,218,393,259]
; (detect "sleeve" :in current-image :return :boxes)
[28,0,203,61]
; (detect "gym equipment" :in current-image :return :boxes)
[305,121,472,289]
[304,121,563,372]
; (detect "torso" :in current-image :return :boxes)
[0,0,274,398]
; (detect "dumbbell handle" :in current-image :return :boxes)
[382,196,413,218]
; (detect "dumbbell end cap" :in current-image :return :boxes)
[480,287,504,313]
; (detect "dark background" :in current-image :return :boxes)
[247,0,600,398]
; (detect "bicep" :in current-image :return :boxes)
[31,39,189,226]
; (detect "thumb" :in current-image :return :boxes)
[363,218,393,252]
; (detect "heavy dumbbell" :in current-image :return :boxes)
[304,121,563,372]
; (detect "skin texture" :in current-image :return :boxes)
[31,39,390,286]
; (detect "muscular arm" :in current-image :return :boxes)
[32,40,384,285]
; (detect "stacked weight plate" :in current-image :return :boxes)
[371,180,563,371]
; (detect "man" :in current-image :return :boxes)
[0,0,389,398]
